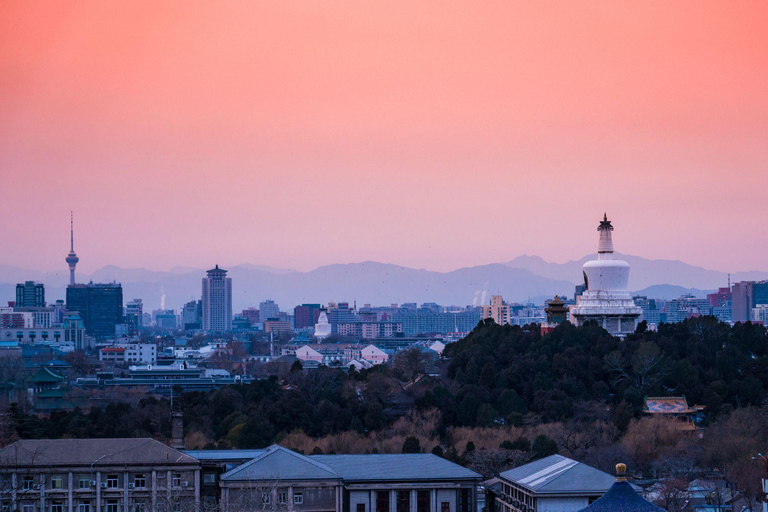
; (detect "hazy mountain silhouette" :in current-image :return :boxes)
[0,255,765,312]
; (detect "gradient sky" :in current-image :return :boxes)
[1,1,766,274]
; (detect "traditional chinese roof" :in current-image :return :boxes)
[644,396,696,414]
[28,366,64,384]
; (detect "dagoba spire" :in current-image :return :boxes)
[65,211,79,286]
[597,213,614,256]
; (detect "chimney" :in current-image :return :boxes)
[171,412,185,449]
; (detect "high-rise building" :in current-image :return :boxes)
[15,281,45,307]
[241,307,260,325]
[202,265,232,332]
[65,211,79,286]
[482,295,510,325]
[125,298,143,333]
[259,300,280,322]
[569,214,642,336]
[731,281,768,323]
[182,300,202,330]
[294,304,322,329]
[66,282,124,337]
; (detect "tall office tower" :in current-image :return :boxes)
[202,265,232,332]
[482,295,510,325]
[182,300,203,330]
[16,281,45,307]
[66,282,124,337]
[294,304,322,328]
[125,298,144,333]
[259,299,280,321]
[65,211,79,286]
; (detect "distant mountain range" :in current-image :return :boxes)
[0,255,766,312]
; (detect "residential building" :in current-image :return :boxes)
[492,455,614,512]
[0,438,201,512]
[202,266,232,332]
[632,296,660,325]
[707,287,732,308]
[483,296,510,325]
[264,319,291,334]
[66,283,124,338]
[665,296,712,323]
[15,281,45,307]
[14,307,57,329]
[752,304,768,324]
[240,307,260,325]
[0,313,88,350]
[100,343,157,365]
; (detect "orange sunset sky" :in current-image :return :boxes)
[1,1,766,273]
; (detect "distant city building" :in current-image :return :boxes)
[0,313,88,350]
[731,281,768,323]
[202,265,232,332]
[666,295,712,323]
[154,310,179,330]
[125,298,143,333]
[258,300,280,323]
[264,318,291,334]
[569,215,642,336]
[752,304,768,324]
[182,300,202,330]
[13,307,56,328]
[100,343,157,364]
[240,307,260,325]
[66,282,124,337]
[294,303,322,329]
[15,281,45,307]
[707,286,732,307]
[574,283,587,301]
[633,296,660,325]
[483,295,510,325]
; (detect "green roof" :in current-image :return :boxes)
[28,366,64,384]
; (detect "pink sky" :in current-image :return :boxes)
[1,1,766,273]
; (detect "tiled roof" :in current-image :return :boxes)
[184,449,266,462]
[220,446,341,482]
[28,366,64,383]
[0,438,199,467]
[499,455,614,495]
[578,481,664,512]
[310,453,481,482]
[644,397,695,414]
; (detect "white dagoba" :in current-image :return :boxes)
[314,310,332,340]
[569,214,642,336]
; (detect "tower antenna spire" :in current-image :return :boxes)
[66,211,79,286]
[70,211,74,251]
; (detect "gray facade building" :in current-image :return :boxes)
[15,282,45,308]
[202,266,232,332]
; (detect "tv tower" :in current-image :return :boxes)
[65,211,79,286]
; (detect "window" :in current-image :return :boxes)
[458,489,472,512]
[278,492,287,505]
[441,502,450,512]
[261,494,271,505]
[357,504,366,512]
[294,493,303,505]
[203,472,216,485]
[51,477,64,490]
[23,477,34,490]
[417,491,430,512]
[78,504,91,512]
[50,502,64,512]
[106,500,120,512]
[134,474,146,488]
[106,475,119,489]
[396,491,410,512]
[172,474,181,488]
[78,478,91,489]
[22,505,34,512]
[134,500,146,512]
[376,491,390,512]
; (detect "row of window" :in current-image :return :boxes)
[263,492,304,504]
[5,499,184,512]
[9,473,186,491]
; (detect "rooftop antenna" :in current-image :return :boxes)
[728,273,731,289]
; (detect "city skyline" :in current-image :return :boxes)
[1,1,767,274]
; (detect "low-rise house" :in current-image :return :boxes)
[0,438,201,512]
[493,455,615,512]
[214,445,481,512]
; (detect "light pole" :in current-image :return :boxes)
[752,453,768,512]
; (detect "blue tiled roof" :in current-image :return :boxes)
[183,449,266,461]
[220,446,341,482]
[499,455,614,495]
[578,481,664,512]
[310,453,481,482]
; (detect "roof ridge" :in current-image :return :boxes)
[220,445,277,479]
[221,445,340,480]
